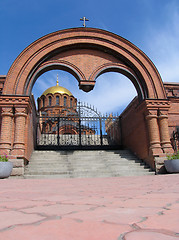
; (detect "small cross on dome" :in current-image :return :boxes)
[80,17,89,27]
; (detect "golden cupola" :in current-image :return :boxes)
[37,74,77,116]
[41,77,73,97]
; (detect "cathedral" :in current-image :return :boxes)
[36,76,103,148]
[37,76,78,135]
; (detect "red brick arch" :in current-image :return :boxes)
[3,28,166,100]
[26,60,86,95]
[89,62,146,101]
[1,27,174,176]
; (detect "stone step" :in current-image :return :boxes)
[25,172,154,178]
[29,156,142,161]
[26,164,150,170]
[25,162,151,169]
[32,158,140,161]
[25,169,152,176]
[25,162,150,169]
[24,171,154,179]
[24,149,155,178]
[25,167,152,174]
[31,150,135,156]
[27,157,146,163]
[30,153,137,158]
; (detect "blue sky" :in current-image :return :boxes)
[0,0,179,114]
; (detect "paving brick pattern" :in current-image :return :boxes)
[0,174,178,240]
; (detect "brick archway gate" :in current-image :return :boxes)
[0,28,173,175]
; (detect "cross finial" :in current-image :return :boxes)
[80,17,89,27]
[56,74,59,86]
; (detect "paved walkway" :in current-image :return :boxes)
[0,174,179,240]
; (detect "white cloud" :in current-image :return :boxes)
[75,73,137,114]
[144,1,179,83]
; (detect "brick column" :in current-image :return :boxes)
[145,110,163,156]
[158,110,173,154]
[0,107,13,154]
[12,107,27,156]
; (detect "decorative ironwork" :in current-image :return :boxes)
[36,102,121,150]
[171,127,179,152]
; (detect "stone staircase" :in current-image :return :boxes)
[24,150,155,179]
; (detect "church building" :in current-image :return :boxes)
[37,76,96,138]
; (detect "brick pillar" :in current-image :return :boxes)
[0,107,13,154]
[158,110,173,154]
[12,107,27,156]
[145,110,163,156]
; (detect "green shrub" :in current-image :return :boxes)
[0,154,8,162]
[167,151,179,160]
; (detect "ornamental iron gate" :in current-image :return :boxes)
[36,102,122,150]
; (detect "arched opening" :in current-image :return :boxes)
[63,96,67,107]
[33,69,138,153]
[70,98,73,108]
[48,96,52,106]
[32,69,137,115]
[56,96,59,105]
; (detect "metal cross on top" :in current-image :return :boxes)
[80,17,89,27]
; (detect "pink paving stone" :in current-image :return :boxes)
[64,206,161,225]
[23,203,94,216]
[0,200,53,210]
[0,196,20,202]
[138,193,179,199]
[62,195,115,206]
[138,208,179,232]
[109,197,172,208]
[0,218,132,240]
[0,210,45,230]
[0,207,9,212]
[124,230,178,240]
[0,174,178,240]
[168,202,179,210]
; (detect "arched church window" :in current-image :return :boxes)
[70,98,73,108]
[42,98,45,107]
[48,96,52,106]
[56,96,59,105]
[64,96,67,107]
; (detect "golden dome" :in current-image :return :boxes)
[41,79,73,96]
